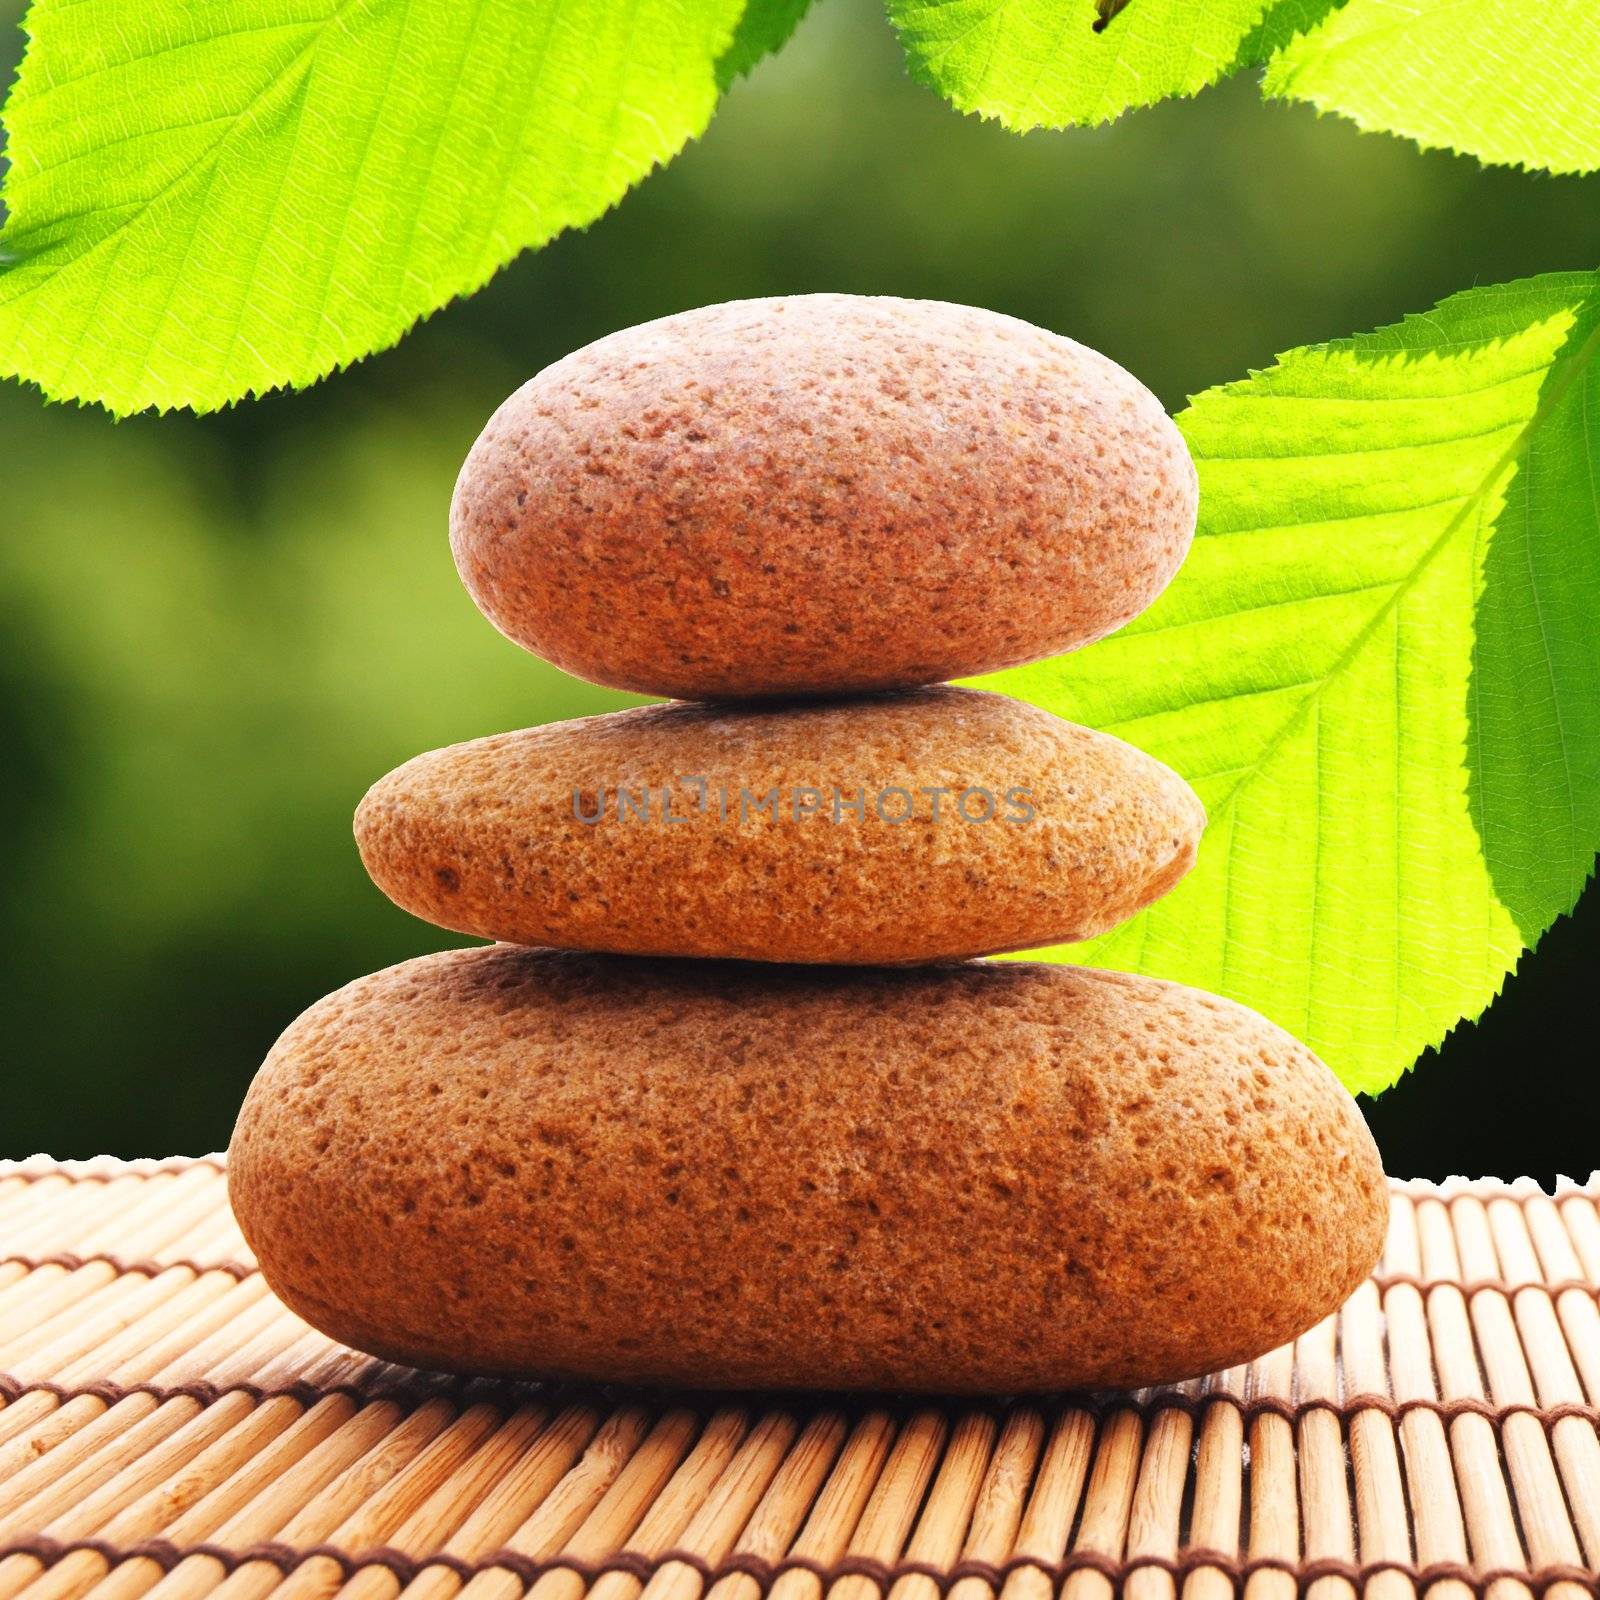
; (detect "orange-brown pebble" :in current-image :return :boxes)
[449,296,1197,699]
[229,945,1387,1393]
[353,686,1205,964]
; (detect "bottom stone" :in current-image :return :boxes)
[228,946,1386,1393]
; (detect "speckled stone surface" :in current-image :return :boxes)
[449,296,1197,700]
[229,945,1387,1393]
[353,687,1205,965]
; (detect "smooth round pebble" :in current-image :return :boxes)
[353,686,1206,964]
[229,944,1388,1393]
[450,295,1197,699]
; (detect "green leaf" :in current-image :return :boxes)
[1231,0,1342,67]
[888,0,1270,131]
[988,272,1600,1095]
[1262,0,1600,174]
[717,0,813,86]
[0,0,747,414]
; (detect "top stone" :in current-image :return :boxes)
[451,295,1197,701]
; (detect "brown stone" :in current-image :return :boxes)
[449,296,1197,699]
[228,945,1387,1393]
[353,687,1205,964]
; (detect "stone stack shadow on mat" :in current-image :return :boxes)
[229,295,1388,1394]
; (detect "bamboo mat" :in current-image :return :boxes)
[2,1162,1599,1600]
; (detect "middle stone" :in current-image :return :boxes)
[356,685,1205,965]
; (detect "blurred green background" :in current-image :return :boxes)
[3,0,1599,1176]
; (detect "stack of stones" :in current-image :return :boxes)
[230,296,1386,1395]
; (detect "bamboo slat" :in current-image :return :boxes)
[2,1160,1598,1599]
